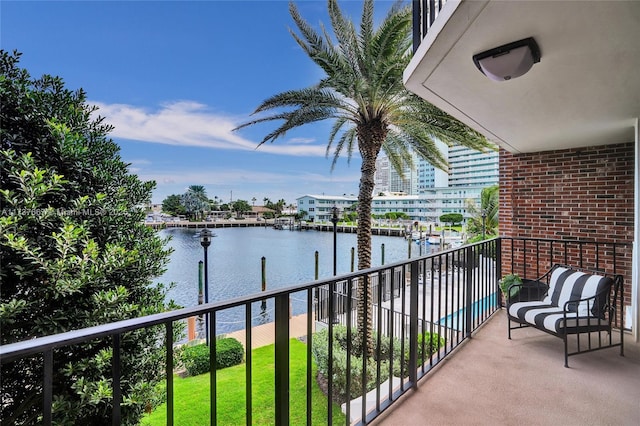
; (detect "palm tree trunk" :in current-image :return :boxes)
[356,125,384,358]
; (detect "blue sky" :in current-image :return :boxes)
[2,0,399,204]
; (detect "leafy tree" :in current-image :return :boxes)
[234,0,493,351]
[466,185,499,240]
[439,213,463,227]
[0,51,174,425]
[296,209,308,221]
[162,193,186,217]
[231,199,252,218]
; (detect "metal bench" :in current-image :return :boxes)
[506,264,624,367]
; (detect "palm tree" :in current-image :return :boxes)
[234,0,494,350]
[466,185,499,239]
[182,185,209,220]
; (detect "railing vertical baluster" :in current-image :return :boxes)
[43,349,53,425]
[421,258,428,371]
[523,239,527,278]
[210,313,217,425]
[412,0,421,53]
[400,266,407,387]
[327,284,334,423]
[166,322,174,426]
[274,294,290,426]
[376,271,383,411]
[536,240,540,278]
[112,334,121,426]
[465,247,474,338]
[409,260,419,389]
[436,256,443,348]
[245,303,252,425]
[306,289,313,426]
[345,280,353,425]
[456,253,462,342]
[389,270,395,387]
[361,274,369,424]
[430,258,436,364]
[429,0,436,25]
[579,242,584,268]
[444,254,450,333]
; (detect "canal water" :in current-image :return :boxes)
[155,226,437,334]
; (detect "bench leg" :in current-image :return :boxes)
[507,316,512,339]
[564,334,569,368]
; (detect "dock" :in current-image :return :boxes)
[146,218,406,236]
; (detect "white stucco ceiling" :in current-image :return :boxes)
[404,0,640,153]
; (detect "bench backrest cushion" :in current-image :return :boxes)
[542,266,613,317]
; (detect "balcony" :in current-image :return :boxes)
[373,309,640,425]
[1,237,632,425]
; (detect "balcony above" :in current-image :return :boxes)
[404,0,640,154]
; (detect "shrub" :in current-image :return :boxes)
[180,338,244,376]
[311,326,444,403]
[216,337,245,369]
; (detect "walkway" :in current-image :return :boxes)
[225,313,314,350]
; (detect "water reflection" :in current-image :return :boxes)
[155,226,438,334]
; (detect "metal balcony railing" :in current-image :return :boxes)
[412,0,448,53]
[0,237,631,425]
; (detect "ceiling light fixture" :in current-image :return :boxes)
[472,37,540,82]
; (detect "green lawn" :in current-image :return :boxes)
[141,339,345,425]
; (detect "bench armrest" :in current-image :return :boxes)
[561,286,612,318]
[507,280,549,304]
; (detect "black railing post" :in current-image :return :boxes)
[496,238,503,308]
[209,313,217,425]
[412,0,421,53]
[409,260,419,389]
[465,246,475,338]
[43,350,53,426]
[112,334,121,426]
[166,322,174,426]
[274,294,290,426]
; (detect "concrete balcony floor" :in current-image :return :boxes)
[373,310,640,426]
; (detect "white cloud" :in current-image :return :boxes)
[92,100,329,157]
[137,168,359,187]
[288,137,316,144]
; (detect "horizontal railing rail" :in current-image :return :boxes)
[0,238,499,425]
[500,236,632,279]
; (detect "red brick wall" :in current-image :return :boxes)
[499,143,634,317]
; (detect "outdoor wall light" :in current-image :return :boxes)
[472,37,540,82]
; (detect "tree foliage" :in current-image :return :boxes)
[466,185,499,239]
[161,194,186,217]
[439,213,463,227]
[181,185,209,220]
[234,0,494,353]
[0,50,174,425]
[231,199,252,217]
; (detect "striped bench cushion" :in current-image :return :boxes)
[542,267,612,317]
[508,267,614,333]
[508,302,610,333]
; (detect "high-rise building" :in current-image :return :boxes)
[371,143,498,222]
